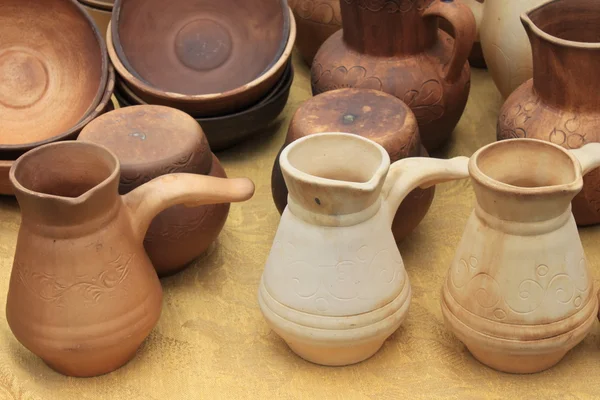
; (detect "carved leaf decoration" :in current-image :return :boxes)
[549,129,567,146]
[403,79,444,124]
[312,65,383,93]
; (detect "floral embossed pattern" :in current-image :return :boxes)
[403,79,445,124]
[342,0,431,13]
[311,64,383,94]
[290,0,341,25]
[269,240,405,314]
[16,253,133,303]
[497,98,538,139]
[450,256,591,321]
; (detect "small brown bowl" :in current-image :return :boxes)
[78,105,231,276]
[115,61,294,151]
[107,6,296,117]
[0,0,108,154]
[0,65,116,196]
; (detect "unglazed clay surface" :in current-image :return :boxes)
[497,0,600,226]
[260,132,469,366]
[311,0,476,151]
[6,141,255,377]
[442,139,600,374]
[479,0,545,98]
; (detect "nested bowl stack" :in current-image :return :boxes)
[0,0,114,196]
[108,0,295,150]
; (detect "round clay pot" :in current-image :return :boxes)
[114,61,294,151]
[312,0,476,152]
[497,0,600,226]
[79,2,112,36]
[288,0,341,66]
[0,64,116,196]
[78,105,231,276]
[108,2,295,117]
[0,0,108,154]
[271,89,435,242]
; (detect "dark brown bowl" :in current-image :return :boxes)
[112,0,289,95]
[115,61,294,151]
[0,65,116,196]
[107,7,295,117]
[0,0,108,153]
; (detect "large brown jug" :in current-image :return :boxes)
[497,0,600,226]
[6,141,254,377]
[311,0,476,151]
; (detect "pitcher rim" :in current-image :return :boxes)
[521,0,600,50]
[279,132,390,192]
[469,138,583,195]
[9,141,120,204]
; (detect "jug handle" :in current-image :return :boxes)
[571,143,600,176]
[422,0,477,83]
[123,173,255,244]
[382,156,469,226]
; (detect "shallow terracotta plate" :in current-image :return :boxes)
[112,0,289,96]
[0,0,108,153]
[115,62,294,151]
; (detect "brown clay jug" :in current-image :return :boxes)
[497,0,600,226]
[271,88,435,242]
[311,0,476,151]
[6,141,255,377]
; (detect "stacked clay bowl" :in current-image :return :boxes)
[109,0,296,151]
[0,0,115,196]
[78,0,113,36]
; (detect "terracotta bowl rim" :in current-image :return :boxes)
[115,60,293,118]
[0,0,110,153]
[107,7,296,103]
[0,65,115,158]
[114,61,294,121]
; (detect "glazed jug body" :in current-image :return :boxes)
[6,142,254,377]
[480,0,544,98]
[311,0,476,151]
[259,132,469,366]
[497,0,600,225]
[442,139,600,374]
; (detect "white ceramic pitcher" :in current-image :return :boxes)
[259,132,469,366]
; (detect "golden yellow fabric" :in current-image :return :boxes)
[1,52,600,399]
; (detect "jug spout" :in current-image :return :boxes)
[382,156,469,225]
[123,174,255,244]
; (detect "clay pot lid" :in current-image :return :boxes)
[78,105,213,188]
[0,0,108,153]
[288,89,422,159]
[111,0,290,96]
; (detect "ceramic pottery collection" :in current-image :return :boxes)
[4,0,600,383]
